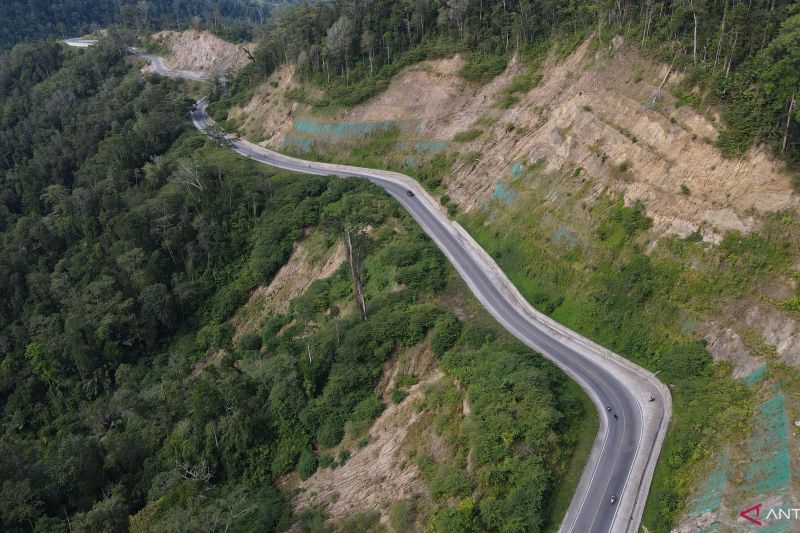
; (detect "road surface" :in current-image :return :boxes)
[67,37,672,533]
[127,47,209,82]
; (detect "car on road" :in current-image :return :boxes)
[406,190,415,197]
[610,495,617,505]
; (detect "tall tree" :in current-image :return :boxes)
[325,15,354,81]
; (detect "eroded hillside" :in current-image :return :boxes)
[145,29,252,75]
[234,36,797,244]
[215,32,800,532]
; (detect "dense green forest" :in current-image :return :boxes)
[215,0,799,165]
[0,34,586,531]
[0,0,284,51]
[2,0,798,530]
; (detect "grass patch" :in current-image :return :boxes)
[460,51,509,84]
[495,93,520,109]
[452,128,482,142]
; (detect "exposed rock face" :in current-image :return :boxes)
[702,322,762,379]
[375,343,437,402]
[235,36,797,242]
[669,511,718,533]
[440,38,797,242]
[228,64,298,145]
[146,29,252,75]
[744,304,800,366]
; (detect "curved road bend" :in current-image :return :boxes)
[64,39,209,81]
[193,102,671,533]
[65,38,672,533]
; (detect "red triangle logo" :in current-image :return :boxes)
[740,503,763,526]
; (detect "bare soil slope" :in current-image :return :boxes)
[147,29,252,75]
[237,37,797,242]
[285,341,463,531]
[232,234,346,340]
[228,64,298,144]
[442,37,797,242]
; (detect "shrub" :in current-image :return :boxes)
[337,450,350,465]
[389,500,416,532]
[237,332,261,351]
[391,388,408,404]
[433,505,473,533]
[530,287,564,314]
[297,450,318,480]
[495,93,519,109]
[297,506,328,533]
[659,341,712,380]
[460,52,509,84]
[196,321,234,351]
[212,284,247,321]
[431,314,462,356]
[337,511,382,533]
[345,395,384,436]
[317,421,344,448]
[318,454,334,469]
[261,314,289,348]
[506,71,541,94]
[396,373,418,388]
[453,129,482,142]
[423,461,471,499]
[598,200,653,240]
[460,324,494,349]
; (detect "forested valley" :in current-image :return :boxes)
[0,0,282,51]
[0,33,588,532]
[1,0,798,531]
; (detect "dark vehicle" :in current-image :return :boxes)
[613,414,618,420]
[606,406,612,412]
[406,190,415,197]
[610,495,617,505]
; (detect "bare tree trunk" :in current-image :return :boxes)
[652,56,675,106]
[693,12,698,63]
[725,31,738,77]
[714,16,726,70]
[346,230,367,320]
[782,91,796,153]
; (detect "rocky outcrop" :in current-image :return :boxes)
[146,29,252,75]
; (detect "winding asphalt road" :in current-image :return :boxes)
[67,38,672,533]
